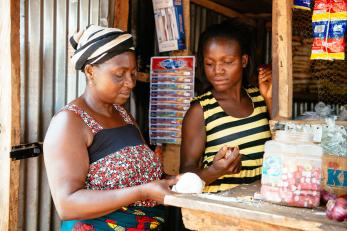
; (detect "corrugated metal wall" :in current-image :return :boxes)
[189,3,227,54]
[18,0,109,230]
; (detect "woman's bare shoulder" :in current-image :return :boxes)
[183,101,204,130]
[45,107,93,150]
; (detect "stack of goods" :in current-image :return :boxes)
[260,131,324,208]
[311,0,347,60]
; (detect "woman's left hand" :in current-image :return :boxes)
[258,66,272,100]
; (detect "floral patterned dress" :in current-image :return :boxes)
[60,104,164,231]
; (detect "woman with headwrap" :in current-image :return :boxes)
[43,25,177,231]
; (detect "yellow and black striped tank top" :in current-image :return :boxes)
[192,86,272,193]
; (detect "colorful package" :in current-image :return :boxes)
[149,56,195,145]
[293,0,312,10]
[311,0,347,60]
[312,0,347,21]
[152,0,186,52]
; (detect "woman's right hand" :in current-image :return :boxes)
[141,177,179,204]
[258,65,272,101]
[210,146,242,176]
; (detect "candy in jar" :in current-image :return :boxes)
[260,131,323,208]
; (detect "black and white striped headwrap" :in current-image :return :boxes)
[70,25,135,71]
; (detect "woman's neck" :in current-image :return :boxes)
[212,82,245,103]
[81,88,114,117]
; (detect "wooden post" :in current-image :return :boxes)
[114,0,129,31]
[272,0,293,119]
[0,0,21,231]
[162,0,191,175]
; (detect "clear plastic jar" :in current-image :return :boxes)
[260,131,323,208]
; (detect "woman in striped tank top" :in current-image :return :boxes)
[180,20,273,193]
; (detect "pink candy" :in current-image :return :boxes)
[261,164,322,208]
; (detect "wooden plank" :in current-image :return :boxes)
[244,13,272,18]
[211,0,272,14]
[272,0,293,119]
[181,209,296,231]
[183,0,190,54]
[164,183,347,231]
[113,0,129,31]
[191,0,256,27]
[8,1,21,229]
[0,0,21,230]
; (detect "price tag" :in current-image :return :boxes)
[312,125,323,143]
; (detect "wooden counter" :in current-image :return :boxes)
[164,182,347,231]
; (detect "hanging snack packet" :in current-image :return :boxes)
[293,0,312,10]
[311,20,329,59]
[312,0,347,21]
[311,0,347,60]
[326,20,347,59]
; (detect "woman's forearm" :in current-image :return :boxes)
[55,185,145,220]
[198,166,225,185]
[181,165,222,185]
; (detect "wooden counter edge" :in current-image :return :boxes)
[164,195,346,231]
